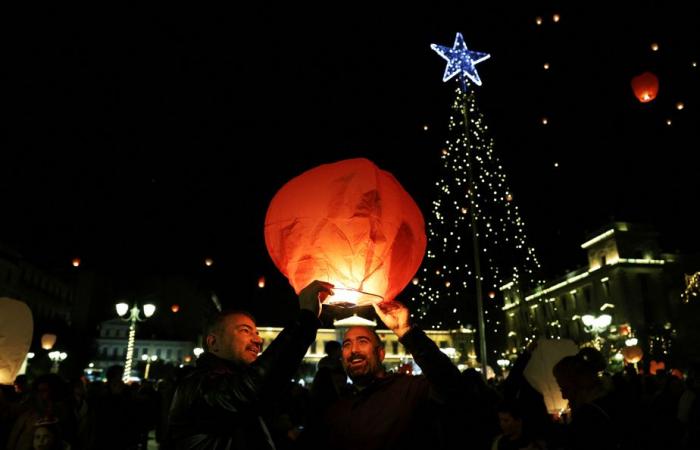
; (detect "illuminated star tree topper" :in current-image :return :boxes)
[430,32,490,85]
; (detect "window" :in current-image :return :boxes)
[392,341,399,354]
[166,349,172,359]
[439,341,448,348]
[156,349,162,358]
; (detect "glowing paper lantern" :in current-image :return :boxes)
[631,72,659,103]
[171,304,180,313]
[264,158,426,306]
[622,345,643,364]
[524,338,579,415]
[649,360,665,375]
[41,333,57,350]
[0,298,33,384]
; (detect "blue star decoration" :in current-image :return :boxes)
[431,33,490,86]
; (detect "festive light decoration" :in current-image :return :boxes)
[258,276,266,288]
[430,33,491,85]
[171,304,180,313]
[264,158,426,307]
[204,258,214,267]
[416,35,542,370]
[631,72,659,103]
[0,298,33,384]
[72,257,81,267]
[682,272,699,302]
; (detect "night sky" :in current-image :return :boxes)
[3,3,699,322]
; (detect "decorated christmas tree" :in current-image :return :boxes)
[411,33,542,366]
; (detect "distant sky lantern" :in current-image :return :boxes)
[676,102,684,110]
[204,258,213,267]
[41,333,57,350]
[541,117,548,125]
[543,62,550,70]
[552,13,560,23]
[72,257,81,267]
[171,304,180,313]
[631,71,659,103]
[651,42,659,52]
[488,291,496,299]
[622,345,643,364]
[264,158,426,307]
[258,276,266,288]
[506,194,513,202]
[535,16,543,25]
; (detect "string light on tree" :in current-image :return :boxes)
[415,33,542,374]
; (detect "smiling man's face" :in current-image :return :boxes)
[213,313,263,365]
[342,326,385,385]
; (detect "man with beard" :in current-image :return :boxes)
[302,300,466,450]
[167,280,333,450]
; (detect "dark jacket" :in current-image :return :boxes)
[304,326,465,450]
[168,310,320,450]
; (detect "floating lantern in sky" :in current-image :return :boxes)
[171,304,180,313]
[264,158,426,307]
[258,276,266,289]
[72,258,81,267]
[631,72,659,103]
[524,338,578,415]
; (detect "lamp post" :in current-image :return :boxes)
[141,354,158,380]
[48,351,67,373]
[116,302,156,382]
[581,313,612,348]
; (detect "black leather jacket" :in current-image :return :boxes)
[168,310,320,450]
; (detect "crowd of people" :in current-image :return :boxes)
[2,280,699,449]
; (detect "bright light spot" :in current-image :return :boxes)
[666,119,672,126]
[445,281,451,288]
[541,117,548,125]
[543,62,550,70]
[554,162,559,168]
[676,102,684,110]
[258,276,266,288]
[651,42,659,51]
[412,277,419,285]
[535,16,543,25]
[552,13,560,23]
[204,258,214,267]
[423,125,429,131]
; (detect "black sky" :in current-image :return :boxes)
[2,3,699,319]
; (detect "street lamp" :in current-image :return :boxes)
[141,354,158,380]
[48,351,67,373]
[581,313,612,348]
[116,302,156,382]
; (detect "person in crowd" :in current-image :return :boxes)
[302,300,466,450]
[167,280,333,449]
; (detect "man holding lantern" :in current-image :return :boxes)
[167,280,333,450]
[302,300,467,450]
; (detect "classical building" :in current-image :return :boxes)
[500,222,687,363]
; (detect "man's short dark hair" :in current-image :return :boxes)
[203,309,257,351]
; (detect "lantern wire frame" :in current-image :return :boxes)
[324,287,384,308]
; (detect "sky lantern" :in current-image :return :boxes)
[264,158,426,307]
[41,333,57,350]
[0,298,33,384]
[622,345,643,364]
[631,72,659,103]
[524,338,579,415]
[171,304,180,313]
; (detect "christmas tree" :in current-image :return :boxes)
[411,33,542,365]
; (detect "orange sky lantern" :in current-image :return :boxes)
[171,304,180,313]
[631,71,659,103]
[264,158,426,307]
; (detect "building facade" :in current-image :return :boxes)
[501,222,686,364]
